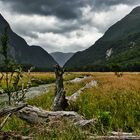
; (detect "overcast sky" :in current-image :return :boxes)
[0,0,140,53]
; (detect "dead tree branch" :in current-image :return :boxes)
[0,103,27,118]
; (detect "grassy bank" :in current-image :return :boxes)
[1,72,140,139]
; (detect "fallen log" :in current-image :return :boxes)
[0,103,27,118]
[111,131,132,136]
[89,135,140,140]
[67,80,98,102]
[86,131,140,140]
[16,105,96,129]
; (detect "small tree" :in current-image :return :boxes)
[0,27,15,105]
[12,66,33,103]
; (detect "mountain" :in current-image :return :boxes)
[0,14,57,71]
[50,52,74,66]
[65,7,140,71]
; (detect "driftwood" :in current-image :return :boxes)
[52,64,68,111]
[67,80,98,102]
[0,103,27,118]
[0,103,30,139]
[89,135,140,140]
[16,105,96,129]
[0,103,27,130]
[86,131,140,140]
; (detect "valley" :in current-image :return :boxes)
[0,4,140,140]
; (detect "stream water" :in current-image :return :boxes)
[0,83,53,106]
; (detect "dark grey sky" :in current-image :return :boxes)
[0,0,140,52]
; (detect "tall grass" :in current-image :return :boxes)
[1,72,140,138]
[70,73,140,134]
[28,87,55,110]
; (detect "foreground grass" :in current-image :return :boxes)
[1,72,140,139]
[72,73,140,134]
[2,116,85,140]
[28,86,55,110]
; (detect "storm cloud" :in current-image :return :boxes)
[93,0,139,8]
[0,0,140,52]
[0,0,87,19]
[1,0,139,18]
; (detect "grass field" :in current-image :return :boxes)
[1,72,140,139]
[0,72,83,90]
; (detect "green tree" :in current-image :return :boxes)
[0,27,14,105]
[0,27,33,105]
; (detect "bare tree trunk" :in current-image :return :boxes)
[52,64,68,111]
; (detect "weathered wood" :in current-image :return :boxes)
[0,103,27,118]
[89,135,140,140]
[111,131,132,136]
[88,131,140,140]
[16,105,96,128]
[52,64,68,111]
[67,80,98,102]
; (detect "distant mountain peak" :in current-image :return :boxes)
[50,52,74,66]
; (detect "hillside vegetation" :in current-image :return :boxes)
[65,7,140,72]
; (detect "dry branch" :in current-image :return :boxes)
[0,103,27,118]
[87,131,140,140]
[89,135,140,140]
[67,80,98,102]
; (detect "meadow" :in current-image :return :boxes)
[0,72,140,139]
